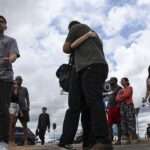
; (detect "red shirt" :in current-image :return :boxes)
[116,86,133,105]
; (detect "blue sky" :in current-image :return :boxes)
[0,0,150,138]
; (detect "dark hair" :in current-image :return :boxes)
[110,77,118,83]
[68,20,80,30]
[122,77,129,85]
[0,16,7,24]
[15,76,23,81]
[42,107,47,110]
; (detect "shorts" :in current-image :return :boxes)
[107,106,121,126]
[9,102,19,116]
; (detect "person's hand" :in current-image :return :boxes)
[87,31,97,38]
[3,56,16,63]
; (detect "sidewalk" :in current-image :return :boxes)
[11,143,150,150]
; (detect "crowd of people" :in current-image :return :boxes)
[0,15,150,150]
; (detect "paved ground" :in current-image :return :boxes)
[10,143,150,150]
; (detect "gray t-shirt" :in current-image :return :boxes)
[66,24,107,72]
[0,34,20,81]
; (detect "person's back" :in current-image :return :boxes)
[68,23,107,72]
[18,86,29,111]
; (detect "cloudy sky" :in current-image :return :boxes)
[1,0,150,138]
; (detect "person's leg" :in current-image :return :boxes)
[39,129,46,145]
[9,114,17,144]
[59,69,81,146]
[80,64,111,147]
[19,116,28,145]
[117,123,121,144]
[81,105,96,149]
[0,81,12,143]
[120,103,129,144]
[127,104,136,141]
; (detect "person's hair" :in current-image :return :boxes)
[15,76,23,81]
[148,65,150,78]
[0,15,7,24]
[110,77,118,83]
[122,77,129,85]
[42,107,47,110]
[68,20,80,30]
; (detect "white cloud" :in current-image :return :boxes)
[137,0,150,6]
[1,0,150,138]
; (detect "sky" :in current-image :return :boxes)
[0,0,150,139]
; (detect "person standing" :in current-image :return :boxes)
[15,76,30,145]
[0,15,20,150]
[9,80,20,146]
[62,20,112,150]
[106,77,122,144]
[143,66,150,104]
[116,77,136,144]
[36,107,50,145]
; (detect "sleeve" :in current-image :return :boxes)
[8,38,20,57]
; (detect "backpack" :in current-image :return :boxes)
[56,54,74,92]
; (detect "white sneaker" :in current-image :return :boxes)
[0,142,8,150]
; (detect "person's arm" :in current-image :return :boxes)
[25,88,30,110]
[63,42,72,54]
[3,38,20,63]
[116,89,124,102]
[63,25,79,54]
[145,79,150,100]
[47,114,50,132]
[116,87,132,101]
[71,31,97,49]
[37,115,41,130]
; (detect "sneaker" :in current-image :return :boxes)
[92,143,113,150]
[0,142,8,150]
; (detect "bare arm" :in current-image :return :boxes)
[3,52,18,63]
[63,42,72,54]
[71,31,97,49]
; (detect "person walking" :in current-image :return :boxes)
[36,107,50,145]
[0,15,20,150]
[15,76,30,145]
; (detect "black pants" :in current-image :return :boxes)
[0,80,12,143]
[60,63,109,146]
[59,68,81,145]
[79,63,109,145]
[39,128,46,145]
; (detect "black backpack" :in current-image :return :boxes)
[56,54,74,92]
